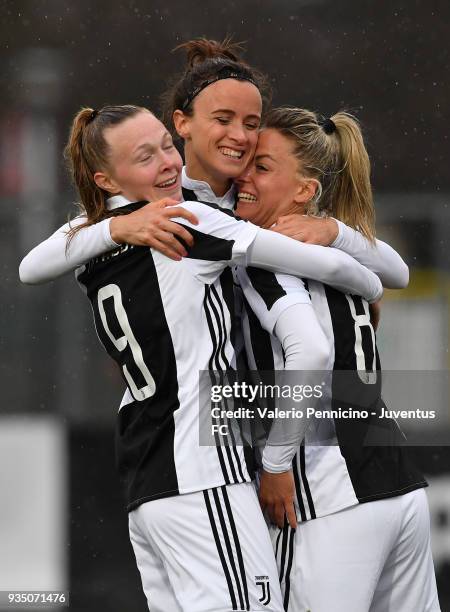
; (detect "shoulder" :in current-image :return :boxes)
[179,200,236,219]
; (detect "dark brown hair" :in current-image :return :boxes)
[64,104,150,242]
[264,107,376,241]
[160,37,271,135]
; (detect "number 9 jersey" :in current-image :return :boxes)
[77,197,258,511]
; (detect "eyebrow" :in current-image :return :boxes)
[255,153,277,162]
[211,109,261,120]
[134,143,155,155]
[132,132,172,156]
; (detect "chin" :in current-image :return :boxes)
[217,157,248,178]
[235,203,256,223]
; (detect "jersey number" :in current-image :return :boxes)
[346,295,377,385]
[97,284,156,401]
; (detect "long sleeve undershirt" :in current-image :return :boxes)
[19,209,407,291]
[331,219,409,288]
[19,202,383,302]
[261,303,331,474]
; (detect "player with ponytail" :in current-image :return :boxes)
[234,109,439,611]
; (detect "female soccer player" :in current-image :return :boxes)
[235,106,440,612]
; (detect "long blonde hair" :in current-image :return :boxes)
[264,107,375,241]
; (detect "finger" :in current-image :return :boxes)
[163,207,199,225]
[266,503,278,526]
[153,230,189,257]
[151,198,181,209]
[160,221,195,247]
[149,239,183,261]
[273,502,286,529]
[285,501,297,530]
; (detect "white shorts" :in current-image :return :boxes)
[129,482,284,612]
[271,488,440,612]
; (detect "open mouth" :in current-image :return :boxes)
[219,147,244,160]
[237,191,257,202]
[156,176,178,188]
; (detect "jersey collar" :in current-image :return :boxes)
[182,167,236,210]
[106,195,134,210]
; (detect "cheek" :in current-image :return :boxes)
[247,131,259,151]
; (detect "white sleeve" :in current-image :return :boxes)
[245,228,383,303]
[237,268,312,334]
[261,302,331,473]
[331,219,409,289]
[175,202,382,301]
[19,217,118,285]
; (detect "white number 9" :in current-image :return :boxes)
[98,284,156,401]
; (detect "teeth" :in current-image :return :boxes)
[158,177,177,187]
[220,147,243,159]
[238,192,257,202]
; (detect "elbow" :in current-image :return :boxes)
[383,261,409,290]
[19,258,41,285]
[396,261,410,289]
[312,341,332,372]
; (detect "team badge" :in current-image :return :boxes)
[255,575,271,606]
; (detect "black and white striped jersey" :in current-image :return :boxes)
[238,267,427,522]
[77,196,258,510]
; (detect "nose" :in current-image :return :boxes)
[236,164,253,186]
[159,149,174,169]
[228,121,247,145]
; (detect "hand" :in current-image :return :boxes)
[272,214,338,246]
[259,469,297,529]
[369,300,382,331]
[110,198,199,260]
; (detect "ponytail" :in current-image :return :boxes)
[64,104,149,244]
[175,37,244,68]
[263,107,376,242]
[330,112,375,241]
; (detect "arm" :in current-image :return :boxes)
[331,219,409,289]
[19,217,116,284]
[246,229,383,303]
[258,302,331,528]
[19,200,199,285]
[173,202,383,303]
[272,214,408,289]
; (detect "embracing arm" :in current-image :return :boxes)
[19,200,199,285]
[331,220,409,288]
[246,228,383,303]
[258,302,331,529]
[19,217,116,284]
[272,214,408,289]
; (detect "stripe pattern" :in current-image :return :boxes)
[275,524,295,611]
[204,283,248,485]
[292,444,316,522]
[203,486,250,611]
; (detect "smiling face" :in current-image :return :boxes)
[95,111,183,203]
[235,128,314,228]
[173,79,262,196]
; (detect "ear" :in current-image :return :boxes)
[94,171,121,195]
[293,178,318,205]
[173,110,191,141]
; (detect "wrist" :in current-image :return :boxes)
[109,217,125,244]
[327,217,339,245]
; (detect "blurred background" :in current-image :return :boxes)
[1,0,449,610]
